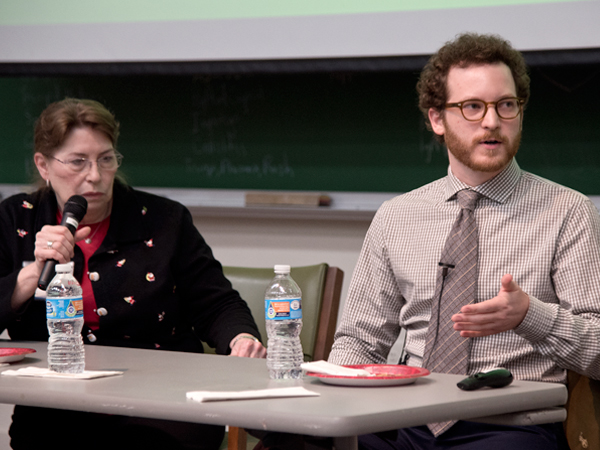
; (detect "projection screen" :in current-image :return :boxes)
[0,0,599,64]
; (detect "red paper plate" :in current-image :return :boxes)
[307,364,430,387]
[0,348,36,363]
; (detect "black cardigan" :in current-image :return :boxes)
[0,182,260,354]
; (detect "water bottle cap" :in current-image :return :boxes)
[274,264,291,274]
[55,262,74,273]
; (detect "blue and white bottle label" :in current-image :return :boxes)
[265,298,302,320]
[46,296,84,320]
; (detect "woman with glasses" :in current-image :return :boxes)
[0,98,266,450]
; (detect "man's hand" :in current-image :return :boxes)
[229,333,267,358]
[451,274,530,338]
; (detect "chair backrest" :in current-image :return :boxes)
[218,264,344,450]
[209,264,343,361]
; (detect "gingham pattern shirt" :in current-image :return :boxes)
[329,159,600,383]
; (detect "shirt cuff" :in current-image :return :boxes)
[514,295,559,342]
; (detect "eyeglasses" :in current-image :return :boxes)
[445,97,524,121]
[51,152,123,173]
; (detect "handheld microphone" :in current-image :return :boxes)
[37,195,88,290]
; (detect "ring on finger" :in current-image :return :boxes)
[47,240,54,249]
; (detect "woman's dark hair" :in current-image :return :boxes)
[34,98,120,158]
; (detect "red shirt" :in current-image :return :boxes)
[57,211,110,330]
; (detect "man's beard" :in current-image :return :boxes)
[444,123,521,173]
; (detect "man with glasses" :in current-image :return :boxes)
[329,33,600,449]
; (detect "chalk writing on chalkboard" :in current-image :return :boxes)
[184,154,295,178]
[1,65,599,193]
[417,120,445,165]
[185,76,296,179]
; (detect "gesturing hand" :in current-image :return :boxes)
[451,274,530,338]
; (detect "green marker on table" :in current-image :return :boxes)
[457,368,514,391]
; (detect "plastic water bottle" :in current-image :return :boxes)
[265,265,303,379]
[46,262,85,373]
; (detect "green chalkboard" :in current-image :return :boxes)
[1,65,599,194]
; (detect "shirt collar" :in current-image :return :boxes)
[444,158,522,204]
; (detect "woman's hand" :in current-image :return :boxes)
[229,333,267,358]
[33,225,91,273]
[10,225,91,312]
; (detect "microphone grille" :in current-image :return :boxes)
[64,195,88,220]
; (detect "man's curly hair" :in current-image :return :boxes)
[417,33,530,143]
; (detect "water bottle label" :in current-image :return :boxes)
[265,298,302,320]
[46,297,84,320]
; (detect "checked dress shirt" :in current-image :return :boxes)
[330,159,600,384]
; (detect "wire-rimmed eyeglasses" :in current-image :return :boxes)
[51,152,123,173]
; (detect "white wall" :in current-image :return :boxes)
[193,214,371,316]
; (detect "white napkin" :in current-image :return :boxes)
[186,386,320,402]
[301,360,371,377]
[1,366,123,379]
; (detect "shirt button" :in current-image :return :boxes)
[96,307,108,317]
[89,272,100,282]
